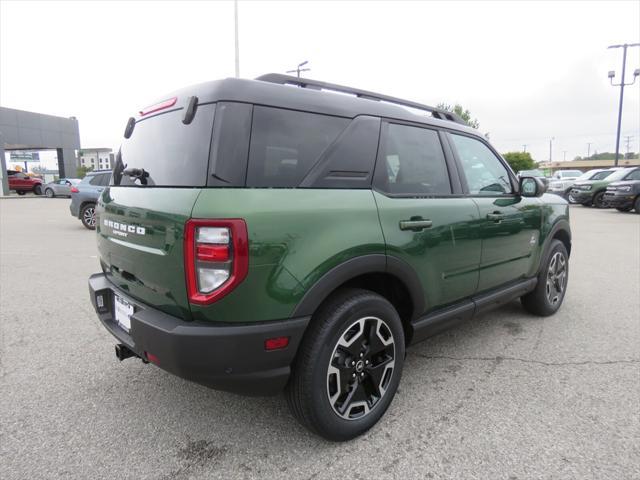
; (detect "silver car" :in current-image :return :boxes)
[44,178,81,198]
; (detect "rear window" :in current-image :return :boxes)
[113,103,216,187]
[246,107,349,187]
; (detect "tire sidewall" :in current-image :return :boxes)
[45,188,54,198]
[538,240,569,314]
[593,191,605,208]
[306,294,405,440]
[33,185,42,196]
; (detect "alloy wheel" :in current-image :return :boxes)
[83,207,96,228]
[326,316,395,420]
[546,251,567,305]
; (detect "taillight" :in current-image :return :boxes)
[71,186,79,193]
[184,219,248,305]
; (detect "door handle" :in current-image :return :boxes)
[486,212,504,222]
[399,219,433,231]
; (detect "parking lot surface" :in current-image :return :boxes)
[1,198,639,479]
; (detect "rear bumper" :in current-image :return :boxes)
[603,192,635,208]
[88,273,309,396]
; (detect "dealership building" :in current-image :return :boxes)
[0,106,81,196]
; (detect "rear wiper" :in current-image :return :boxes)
[123,167,149,185]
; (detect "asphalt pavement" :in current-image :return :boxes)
[1,198,638,479]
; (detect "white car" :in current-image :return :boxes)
[547,169,587,199]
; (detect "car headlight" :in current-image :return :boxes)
[618,186,631,192]
[582,185,592,191]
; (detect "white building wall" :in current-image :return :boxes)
[80,150,112,170]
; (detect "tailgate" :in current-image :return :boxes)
[97,187,201,320]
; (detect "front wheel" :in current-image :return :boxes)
[33,185,42,196]
[80,203,97,230]
[592,191,606,208]
[635,197,640,214]
[17,190,26,196]
[521,240,569,316]
[286,289,405,441]
[45,188,55,198]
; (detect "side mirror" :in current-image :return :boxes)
[519,176,545,197]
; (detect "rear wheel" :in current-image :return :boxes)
[616,206,632,212]
[33,185,42,196]
[45,188,55,198]
[521,240,569,316]
[286,288,405,441]
[592,191,606,208]
[16,190,26,196]
[80,203,97,230]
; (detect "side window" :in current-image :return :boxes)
[625,169,640,181]
[376,123,451,195]
[450,134,512,195]
[89,174,107,186]
[247,107,349,187]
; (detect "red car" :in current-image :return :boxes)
[7,170,43,195]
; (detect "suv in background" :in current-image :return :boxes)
[603,167,640,213]
[547,169,583,199]
[88,75,571,441]
[69,170,111,229]
[7,170,43,195]
[570,168,633,208]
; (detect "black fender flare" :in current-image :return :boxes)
[543,219,571,260]
[291,254,425,320]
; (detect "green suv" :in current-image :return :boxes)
[569,168,632,208]
[88,75,571,441]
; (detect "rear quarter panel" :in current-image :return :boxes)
[190,189,384,323]
[536,193,571,273]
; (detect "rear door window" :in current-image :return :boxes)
[375,123,452,195]
[113,103,216,187]
[246,107,349,187]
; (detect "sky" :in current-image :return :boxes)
[1,0,639,168]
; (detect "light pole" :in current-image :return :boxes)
[587,142,592,159]
[607,43,640,166]
[287,60,310,78]
[549,137,555,162]
[522,144,528,153]
[563,150,567,161]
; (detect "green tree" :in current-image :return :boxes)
[76,165,93,178]
[436,103,480,129]
[502,152,535,173]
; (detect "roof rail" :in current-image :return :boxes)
[256,73,468,126]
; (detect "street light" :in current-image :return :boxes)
[549,137,555,162]
[607,43,640,166]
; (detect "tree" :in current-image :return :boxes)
[436,103,480,129]
[502,152,535,173]
[76,165,93,178]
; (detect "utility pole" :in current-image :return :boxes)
[624,135,633,157]
[607,43,640,166]
[287,60,310,78]
[522,144,528,153]
[563,150,567,161]
[587,142,592,159]
[234,0,240,77]
[549,137,555,162]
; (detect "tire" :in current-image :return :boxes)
[17,190,26,196]
[286,288,405,441]
[521,239,569,316]
[33,185,42,196]
[635,197,640,214]
[616,206,632,212]
[592,191,606,208]
[567,192,577,203]
[45,188,55,198]
[80,203,97,230]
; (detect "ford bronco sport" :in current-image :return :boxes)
[88,74,571,441]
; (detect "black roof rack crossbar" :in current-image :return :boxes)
[256,73,468,126]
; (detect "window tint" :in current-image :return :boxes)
[247,107,349,187]
[89,174,103,186]
[450,134,512,195]
[377,123,451,195]
[592,171,612,180]
[624,169,640,181]
[114,103,215,187]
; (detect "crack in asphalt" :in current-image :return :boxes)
[412,353,640,367]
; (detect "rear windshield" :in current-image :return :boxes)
[112,103,215,187]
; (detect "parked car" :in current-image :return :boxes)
[88,74,571,441]
[7,170,43,195]
[69,170,111,229]
[570,168,635,208]
[547,169,583,199]
[603,167,640,213]
[43,178,81,198]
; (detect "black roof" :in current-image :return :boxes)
[148,74,479,136]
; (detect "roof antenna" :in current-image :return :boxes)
[287,60,310,78]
